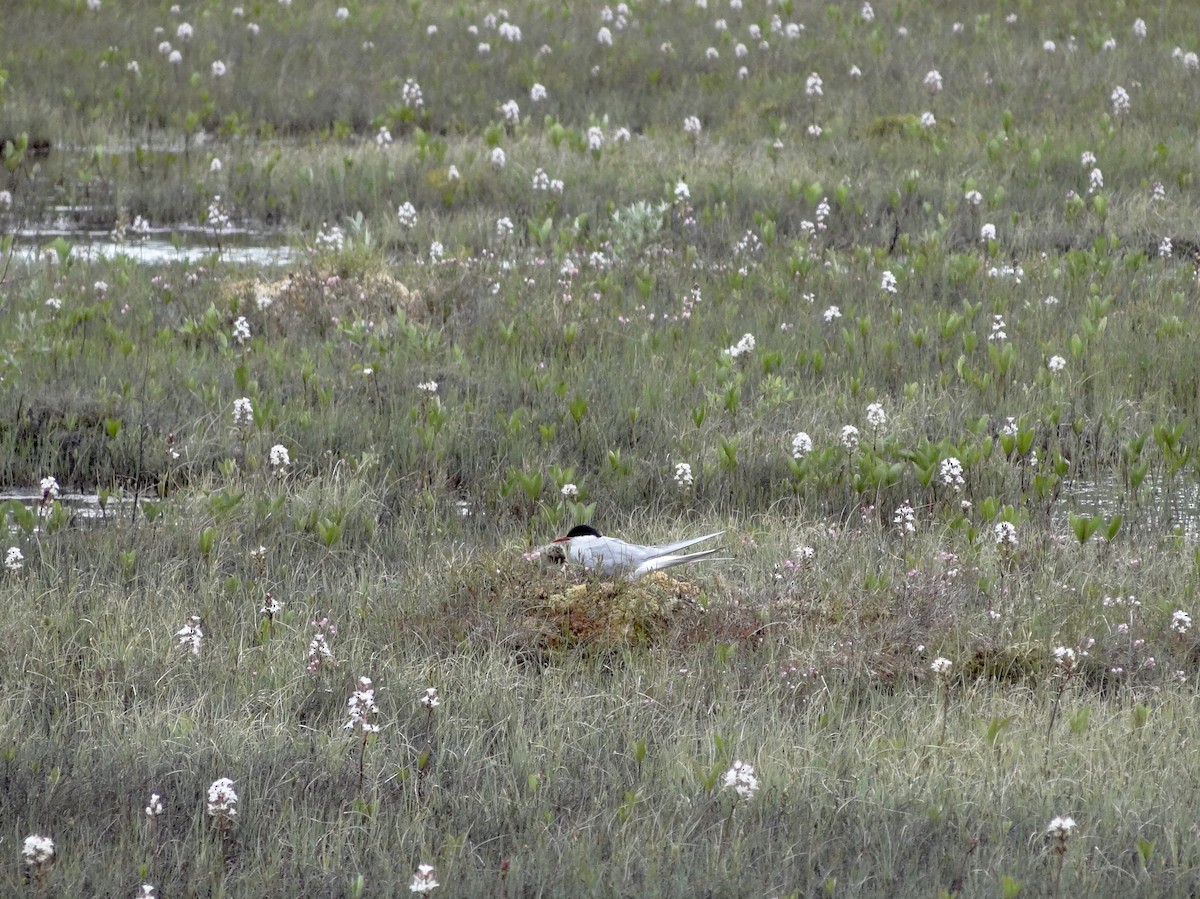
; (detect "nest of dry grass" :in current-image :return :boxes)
[454,550,726,654]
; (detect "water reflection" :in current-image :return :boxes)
[1,490,136,524]
[1057,476,1200,539]
[10,228,297,266]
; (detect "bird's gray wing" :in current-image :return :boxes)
[630,547,724,579]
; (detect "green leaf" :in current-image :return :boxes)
[1068,706,1089,735]
[984,714,1015,749]
[569,395,588,425]
[1137,837,1155,865]
[1131,703,1151,730]
[1069,512,1100,545]
[199,526,216,556]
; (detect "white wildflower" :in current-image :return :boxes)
[722,760,759,799]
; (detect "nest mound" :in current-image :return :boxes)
[459,551,712,653]
[526,570,705,650]
[226,271,418,331]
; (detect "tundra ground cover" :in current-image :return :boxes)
[6,1,1200,896]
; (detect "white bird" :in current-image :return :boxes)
[551,524,725,580]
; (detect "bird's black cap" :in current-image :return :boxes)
[563,524,602,538]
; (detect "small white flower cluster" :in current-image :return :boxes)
[940,457,964,492]
[1047,355,1066,373]
[840,425,860,453]
[419,687,440,709]
[401,78,424,109]
[315,222,345,252]
[345,676,381,734]
[930,657,952,674]
[805,72,823,97]
[398,201,418,229]
[893,500,915,535]
[21,834,55,867]
[145,793,165,817]
[307,628,334,673]
[989,314,1006,341]
[233,315,251,345]
[269,444,290,468]
[1053,646,1076,670]
[1111,85,1130,115]
[723,760,759,799]
[500,99,520,126]
[375,126,392,148]
[410,863,440,894]
[560,483,579,499]
[233,396,254,426]
[880,270,898,294]
[417,381,439,393]
[866,403,887,431]
[496,216,514,239]
[206,195,230,231]
[791,431,813,459]
[986,262,1024,283]
[531,167,564,194]
[923,69,943,93]
[674,462,694,489]
[1171,610,1192,635]
[42,475,61,500]
[823,305,841,322]
[176,614,203,655]
[587,126,604,152]
[1046,815,1077,838]
[206,777,238,820]
[994,521,1018,548]
[1171,47,1200,71]
[5,546,24,571]
[725,332,756,360]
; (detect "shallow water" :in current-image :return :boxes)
[1,490,137,524]
[1055,475,1200,539]
[10,226,298,266]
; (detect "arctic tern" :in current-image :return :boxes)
[551,524,725,580]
